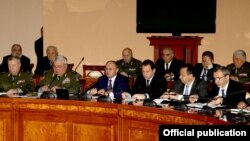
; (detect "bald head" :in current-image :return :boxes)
[122,48,133,63]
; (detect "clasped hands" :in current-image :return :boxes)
[41,85,61,93]
[208,96,223,106]
[160,92,199,104]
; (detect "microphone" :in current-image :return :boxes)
[48,74,57,89]
[40,74,57,99]
[198,89,246,116]
[74,57,84,71]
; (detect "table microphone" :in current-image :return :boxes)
[40,74,57,99]
[199,89,246,116]
[74,57,84,71]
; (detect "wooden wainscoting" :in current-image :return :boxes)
[0,98,230,141]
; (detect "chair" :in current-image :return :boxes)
[67,63,74,71]
[82,65,105,78]
[81,65,105,92]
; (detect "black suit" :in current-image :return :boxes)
[34,37,44,75]
[155,58,185,80]
[209,80,246,108]
[0,55,31,73]
[172,78,208,102]
[35,56,53,75]
[131,74,167,100]
[194,63,220,81]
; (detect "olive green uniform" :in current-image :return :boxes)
[116,58,142,77]
[227,61,250,83]
[0,71,35,94]
[37,70,81,96]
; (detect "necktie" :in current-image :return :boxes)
[235,69,238,74]
[165,63,169,72]
[146,80,150,87]
[107,79,112,91]
[203,69,207,81]
[184,85,189,95]
[221,89,225,98]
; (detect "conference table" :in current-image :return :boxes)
[0,95,236,141]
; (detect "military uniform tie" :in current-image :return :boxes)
[107,79,112,91]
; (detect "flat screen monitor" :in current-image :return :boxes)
[136,0,216,36]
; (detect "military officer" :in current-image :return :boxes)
[116,48,142,78]
[37,55,81,98]
[0,56,35,96]
[226,49,250,83]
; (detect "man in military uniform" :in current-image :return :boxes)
[227,49,250,83]
[0,56,35,96]
[37,55,81,98]
[116,48,142,78]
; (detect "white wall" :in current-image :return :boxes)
[0,0,42,72]
[0,0,250,75]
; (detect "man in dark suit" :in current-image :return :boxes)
[34,27,44,75]
[35,45,58,75]
[0,44,31,73]
[128,59,167,101]
[194,51,220,82]
[88,60,130,99]
[208,66,246,108]
[155,47,185,81]
[161,64,208,103]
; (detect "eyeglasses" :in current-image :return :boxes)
[214,76,225,81]
[53,65,64,69]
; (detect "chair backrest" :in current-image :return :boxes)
[67,63,74,71]
[83,65,105,78]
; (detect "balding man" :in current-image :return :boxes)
[0,44,31,73]
[116,48,142,78]
[88,60,130,100]
[155,47,185,81]
[226,49,250,83]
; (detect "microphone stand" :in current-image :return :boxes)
[40,74,57,99]
[74,57,84,72]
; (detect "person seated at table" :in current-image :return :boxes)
[0,44,31,73]
[35,45,58,76]
[0,56,35,97]
[155,47,185,81]
[123,59,167,101]
[87,60,130,100]
[116,48,142,78]
[208,66,246,108]
[160,64,208,103]
[194,51,220,82]
[37,55,81,98]
[226,49,250,83]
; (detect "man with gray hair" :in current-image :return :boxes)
[35,45,59,75]
[0,44,31,73]
[226,49,250,83]
[37,55,81,98]
[208,66,246,108]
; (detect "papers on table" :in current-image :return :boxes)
[186,103,226,109]
[0,92,7,96]
[230,109,250,114]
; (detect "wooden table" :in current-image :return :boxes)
[0,98,231,141]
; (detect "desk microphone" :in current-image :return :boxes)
[74,57,84,71]
[40,74,57,99]
[199,90,246,116]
